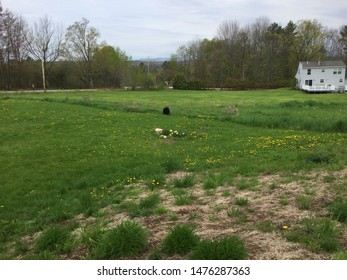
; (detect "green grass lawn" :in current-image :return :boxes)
[1,88,346,259]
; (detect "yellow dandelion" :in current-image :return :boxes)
[283,225,288,230]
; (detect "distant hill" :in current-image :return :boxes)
[131,58,169,69]
[136,57,169,62]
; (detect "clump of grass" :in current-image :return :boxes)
[169,214,179,221]
[284,218,341,252]
[80,224,105,254]
[163,158,182,173]
[172,175,195,188]
[235,197,249,206]
[227,208,248,224]
[334,251,347,260]
[222,190,231,197]
[323,175,336,183]
[34,226,75,255]
[203,178,218,190]
[256,220,275,233]
[304,187,316,196]
[327,196,347,223]
[203,173,226,190]
[139,193,161,209]
[40,202,72,224]
[94,220,148,259]
[79,192,97,217]
[235,177,258,190]
[154,207,168,215]
[148,248,163,260]
[190,236,247,260]
[147,174,166,190]
[119,193,161,218]
[162,224,200,256]
[295,195,313,210]
[174,194,194,206]
[279,195,289,206]
[13,239,29,256]
[305,152,332,164]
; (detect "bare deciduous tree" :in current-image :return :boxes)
[26,15,63,92]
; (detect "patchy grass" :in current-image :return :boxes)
[284,218,342,252]
[0,89,346,259]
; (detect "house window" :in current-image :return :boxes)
[321,69,325,72]
[340,79,343,83]
[333,69,337,74]
[320,79,324,83]
[337,68,342,74]
[307,69,311,75]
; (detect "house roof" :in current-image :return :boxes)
[301,60,346,68]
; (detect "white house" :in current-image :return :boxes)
[295,60,347,93]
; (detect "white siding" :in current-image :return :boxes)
[296,62,346,92]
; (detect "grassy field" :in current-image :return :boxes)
[0,88,346,259]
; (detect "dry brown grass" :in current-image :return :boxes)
[22,168,347,260]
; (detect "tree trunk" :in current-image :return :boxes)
[41,59,46,92]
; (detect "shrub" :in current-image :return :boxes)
[327,196,347,223]
[284,218,341,252]
[173,74,188,89]
[94,220,148,259]
[35,226,74,254]
[190,236,247,260]
[162,224,200,256]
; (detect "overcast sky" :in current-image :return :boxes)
[2,0,347,59]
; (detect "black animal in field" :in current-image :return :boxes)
[163,107,170,115]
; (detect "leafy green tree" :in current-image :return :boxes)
[340,25,347,63]
[293,20,325,62]
[173,73,188,89]
[93,45,129,88]
[63,18,100,88]
[0,5,28,89]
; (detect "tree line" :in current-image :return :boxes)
[1,1,347,91]
[0,2,132,91]
[163,17,347,90]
